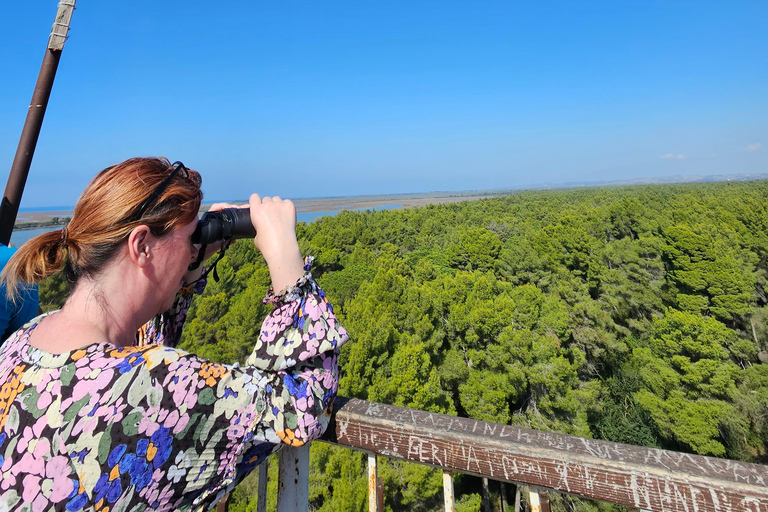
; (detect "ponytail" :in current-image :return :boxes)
[1,228,68,302]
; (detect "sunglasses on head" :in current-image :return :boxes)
[126,161,197,223]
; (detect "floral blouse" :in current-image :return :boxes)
[0,260,348,511]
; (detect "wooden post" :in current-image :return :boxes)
[276,445,310,512]
[215,493,229,512]
[482,477,491,512]
[528,487,551,512]
[443,471,455,512]
[257,457,270,512]
[1,0,76,245]
[501,482,510,512]
[367,452,380,512]
[529,487,541,512]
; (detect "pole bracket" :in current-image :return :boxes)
[48,1,77,51]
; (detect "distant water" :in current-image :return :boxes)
[10,227,59,247]
[10,204,402,247]
[296,204,401,223]
[19,206,74,212]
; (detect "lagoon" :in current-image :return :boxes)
[9,204,402,248]
[10,227,61,247]
[296,204,400,223]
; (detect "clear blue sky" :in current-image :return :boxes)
[2,1,766,207]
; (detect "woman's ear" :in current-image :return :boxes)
[128,225,153,267]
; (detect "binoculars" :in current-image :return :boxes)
[191,208,256,245]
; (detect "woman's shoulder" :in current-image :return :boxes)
[0,318,196,373]
[59,341,215,379]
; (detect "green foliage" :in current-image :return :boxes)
[454,493,482,512]
[318,264,376,312]
[662,224,754,321]
[228,454,278,512]
[731,365,768,460]
[309,445,369,512]
[175,179,768,507]
[37,268,69,312]
[380,460,443,511]
[447,228,502,272]
[590,365,661,448]
[370,341,454,414]
[631,309,748,456]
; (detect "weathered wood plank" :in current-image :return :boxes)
[321,397,768,512]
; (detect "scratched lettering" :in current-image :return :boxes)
[408,436,427,462]
[337,417,349,440]
[466,444,481,473]
[629,473,652,509]
[326,399,768,511]
[671,482,689,510]
[580,438,613,460]
[554,463,570,493]
[642,447,664,468]
[429,442,443,467]
[741,496,765,512]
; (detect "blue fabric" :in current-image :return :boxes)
[0,245,39,341]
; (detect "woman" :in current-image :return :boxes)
[0,157,347,511]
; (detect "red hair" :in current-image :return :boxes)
[2,157,202,299]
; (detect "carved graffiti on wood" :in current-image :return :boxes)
[321,397,768,512]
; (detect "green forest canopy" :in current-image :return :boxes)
[39,180,768,511]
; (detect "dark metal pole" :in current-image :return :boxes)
[0,50,62,245]
[0,1,76,246]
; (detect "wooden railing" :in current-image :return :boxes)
[249,397,768,512]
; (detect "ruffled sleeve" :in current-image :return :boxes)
[248,256,347,372]
[160,257,348,506]
[234,256,348,445]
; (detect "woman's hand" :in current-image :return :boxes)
[249,194,304,291]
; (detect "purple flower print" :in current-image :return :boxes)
[138,406,161,437]
[0,264,347,511]
[45,455,76,502]
[170,412,191,436]
[165,370,199,411]
[296,407,320,441]
[95,395,128,424]
[14,436,51,494]
[308,320,327,342]
[299,335,321,361]
[16,421,45,454]
[260,302,298,344]
[302,296,325,322]
[21,473,43,507]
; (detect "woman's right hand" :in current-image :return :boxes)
[249,194,304,291]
